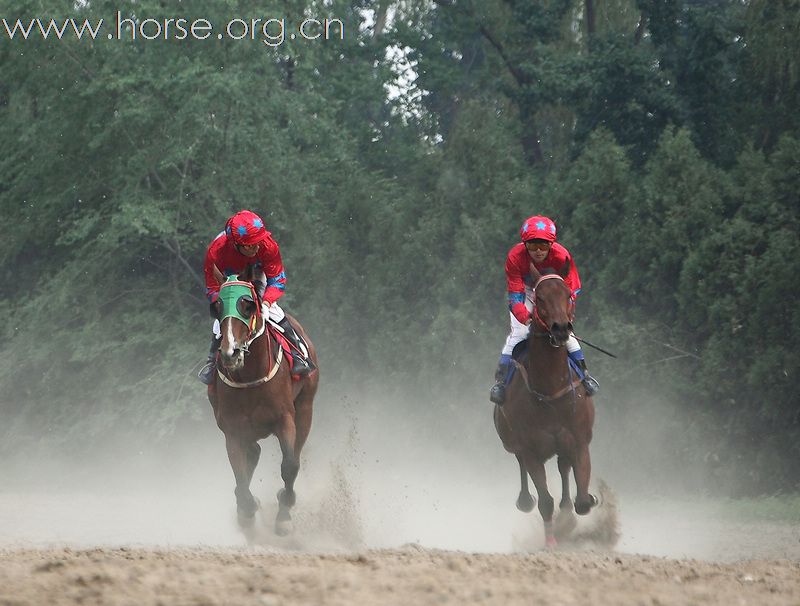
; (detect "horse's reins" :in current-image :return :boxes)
[529,274,574,343]
[512,273,584,404]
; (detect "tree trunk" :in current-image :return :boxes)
[585,0,596,38]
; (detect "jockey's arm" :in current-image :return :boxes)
[203,245,223,304]
[508,291,530,324]
[259,238,286,305]
[505,254,531,324]
[563,253,582,299]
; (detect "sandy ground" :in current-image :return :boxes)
[1,478,798,606]
[1,544,798,606]
[2,397,799,605]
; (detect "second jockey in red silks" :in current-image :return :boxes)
[198,210,315,385]
[489,215,600,405]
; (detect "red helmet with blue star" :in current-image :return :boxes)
[520,215,557,243]
[225,210,267,246]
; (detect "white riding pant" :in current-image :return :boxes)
[501,286,580,355]
[212,301,285,338]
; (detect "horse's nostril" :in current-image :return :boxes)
[551,322,571,340]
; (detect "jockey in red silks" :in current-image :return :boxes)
[489,215,599,405]
[197,210,314,384]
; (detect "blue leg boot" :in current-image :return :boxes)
[569,349,599,396]
[490,354,513,405]
[198,334,220,385]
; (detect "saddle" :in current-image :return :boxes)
[266,320,308,380]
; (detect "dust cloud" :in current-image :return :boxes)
[2,376,798,564]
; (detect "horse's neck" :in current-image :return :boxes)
[527,334,570,392]
[249,319,274,358]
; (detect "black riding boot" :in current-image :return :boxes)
[577,359,599,396]
[489,361,511,405]
[277,317,315,376]
[198,334,220,385]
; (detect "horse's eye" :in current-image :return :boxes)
[237,296,255,317]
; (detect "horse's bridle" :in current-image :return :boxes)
[230,314,265,355]
[216,279,282,388]
[529,274,575,347]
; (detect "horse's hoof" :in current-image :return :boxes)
[554,509,577,539]
[575,494,598,515]
[237,510,256,527]
[516,492,535,513]
[275,519,293,536]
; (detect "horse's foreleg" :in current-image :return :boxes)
[245,442,261,485]
[557,456,573,512]
[225,435,260,524]
[553,455,579,540]
[293,386,315,458]
[274,413,299,536]
[523,454,556,548]
[515,455,535,512]
[573,443,597,515]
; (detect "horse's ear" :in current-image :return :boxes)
[559,259,571,280]
[212,264,225,284]
[529,261,542,283]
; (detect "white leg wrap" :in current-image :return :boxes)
[566,334,580,353]
[501,288,535,356]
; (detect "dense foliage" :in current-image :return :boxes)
[1,0,797,493]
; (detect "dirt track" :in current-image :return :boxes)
[2,470,799,606]
[1,545,798,606]
[3,408,799,605]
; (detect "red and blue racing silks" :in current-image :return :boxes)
[203,211,286,305]
[505,242,581,325]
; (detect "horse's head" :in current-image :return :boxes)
[529,262,575,346]
[213,266,262,372]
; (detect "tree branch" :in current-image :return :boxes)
[373,0,391,38]
[477,24,529,87]
[159,239,204,289]
[634,11,646,45]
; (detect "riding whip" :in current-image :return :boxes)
[573,335,618,358]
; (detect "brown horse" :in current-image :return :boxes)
[494,263,597,548]
[207,265,319,535]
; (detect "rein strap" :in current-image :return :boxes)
[217,346,283,388]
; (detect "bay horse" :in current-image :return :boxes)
[207,265,319,535]
[494,263,597,548]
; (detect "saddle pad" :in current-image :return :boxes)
[267,323,297,378]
